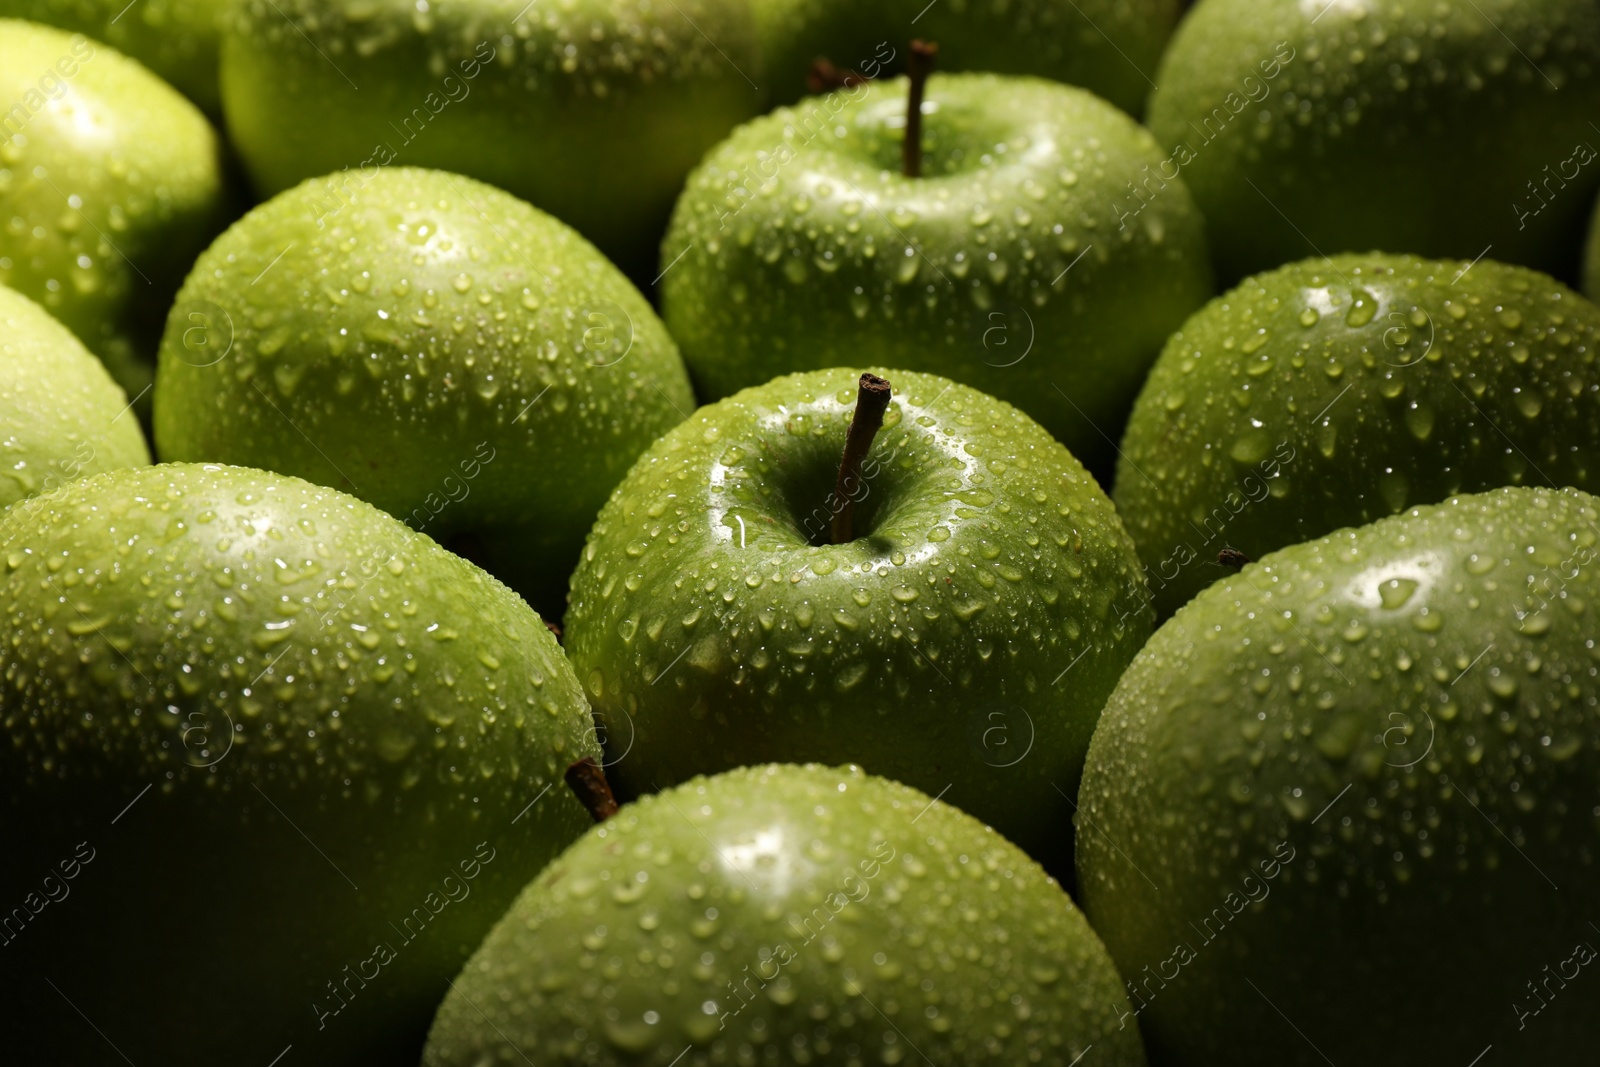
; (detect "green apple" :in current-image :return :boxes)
[563,367,1152,870]
[153,166,695,616]
[219,0,762,274]
[1115,252,1600,617]
[1078,486,1600,1066]
[1583,190,1600,299]
[1148,0,1600,283]
[0,282,148,508]
[425,762,1148,1066]
[0,20,226,404]
[752,0,1181,115]
[660,70,1213,472]
[0,462,599,1065]
[0,0,225,112]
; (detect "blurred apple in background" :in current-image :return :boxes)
[1116,252,1600,616]
[564,367,1151,871]
[660,66,1212,476]
[1148,0,1600,283]
[153,167,694,615]
[0,20,226,409]
[219,0,763,277]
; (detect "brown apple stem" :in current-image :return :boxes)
[902,40,938,178]
[808,56,864,94]
[565,756,618,823]
[830,373,893,545]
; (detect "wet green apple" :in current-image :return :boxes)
[1116,252,1600,617]
[563,368,1152,870]
[751,0,1181,115]
[153,167,694,615]
[1148,0,1600,282]
[0,283,148,508]
[219,0,762,274]
[1078,486,1600,1066]
[425,763,1148,1066]
[660,71,1213,472]
[0,0,225,111]
[0,462,599,1066]
[0,20,226,404]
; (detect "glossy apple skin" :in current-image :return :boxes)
[153,167,694,615]
[1078,487,1600,1066]
[0,463,599,1066]
[1116,253,1600,617]
[563,368,1152,869]
[0,20,226,402]
[219,0,761,273]
[425,763,1148,1066]
[661,73,1213,473]
[1583,191,1600,298]
[0,283,148,508]
[1149,0,1600,284]
[0,0,225,111]
[752,0,1180,116]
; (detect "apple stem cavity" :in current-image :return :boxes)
[902,40,938,179]
[565,756,619,823]
[830,373,893,545]
[807,56,864,94]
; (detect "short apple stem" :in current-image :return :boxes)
[902,40,938,179]
[565,756,619,823]
[808,56,864,94]
[830,373,893,545]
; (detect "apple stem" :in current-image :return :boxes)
[808,56,864,94]
[902,40,938,179]
[830,373,893,545]
[565,756,619,823]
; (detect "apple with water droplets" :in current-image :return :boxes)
[563,367,1152,872]
[659,64,1213,474]
[1147,0,1600,283]
[1115,252,1600,617]
[153,167,695,615]
[1078,486,1600,1065]
[0,19,226,406]
[0,283,149,509]
[425,762,1148,1066]
[0,463,599,1065]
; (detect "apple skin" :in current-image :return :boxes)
[563,367,1152,870]
[660,73,1213,473]
[0,462,599,1066]
[1147,0,1600,283]
[0,283,149,509]
[219,0,762,274]
[424,763,1148,1067]
[1116,252,1600,618]
[1584,191,1600,299]
[0,0,225,112]
[1077,486,1600,1066]
[153,167,694,616]
[0,20,226,406]
[751,0,1181,116]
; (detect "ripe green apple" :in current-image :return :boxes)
[1148,0,1600,283]
[751,0,1180,115]
[1117,252,1600,618]
[0,0,225,112]
[1078,486,1600,1066]
[0,283,148,508]
[219,0,762,274]
[660,71,1213,472]
[425,763,1148,1066]
[153,166,694,616]
[0,20,226,405]
[0,462,599,1065]
[563,367,1152,870]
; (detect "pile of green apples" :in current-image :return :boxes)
[2,0,1600,1062]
